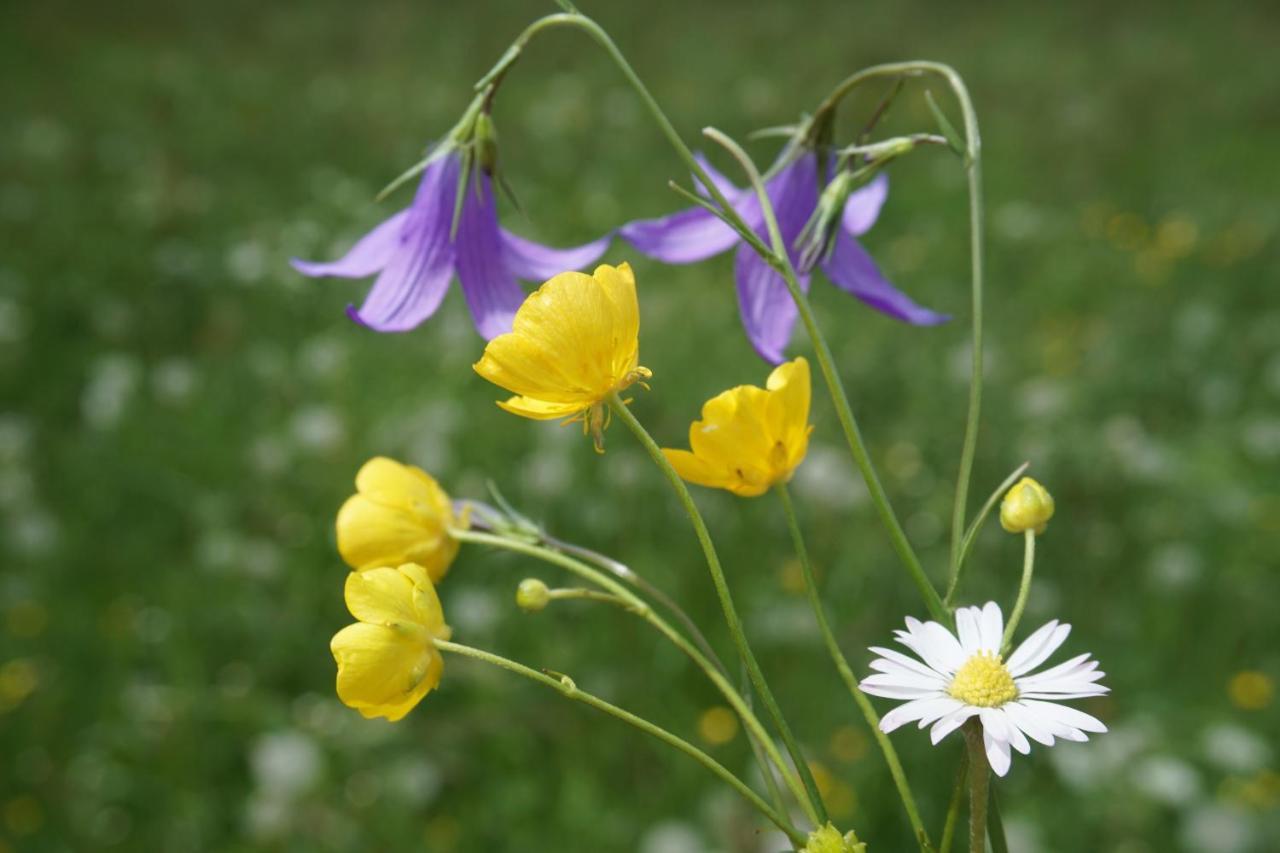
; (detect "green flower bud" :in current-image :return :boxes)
[515,578,550,612]
[474,112,499,175]
[802,823,867,853]
[1000,477,1055,535]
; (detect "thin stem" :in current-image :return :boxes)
[474,13,751,244]
[704,127,947,624]
[435,639,804,846]
[609,394,828,827]
[776,483,931,849]
[987,787,1009,853]
[939,750,969,853]
[812,62,986,608]
[945,461,1029,607]
[450,526,810,828]
[962,719,989,853]
[1000,531,1036,653]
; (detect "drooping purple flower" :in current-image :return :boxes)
[293,150,612,338]
[619,149,947,363]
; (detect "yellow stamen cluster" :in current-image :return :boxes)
[948,652,1018,708]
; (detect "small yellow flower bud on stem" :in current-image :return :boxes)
[515,578,551,612]
[999,477,1054,535]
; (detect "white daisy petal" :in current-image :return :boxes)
[1019,689,1109,701]
[979,707,1011,742]
[1003,701,1057,746]
[955,606,982,655]
[1000,710,1032,754]
[870,645,952,676]
[861,669,944,690]
[1020,699,1108,733]
[859,679,944,700]
[978,601,1004,652]
[1020,652,1092,684]
[1006,621,1069,676]
[930,707,979,744]
[983,729,1012,776]
[918,621,967,673]
[897,623,959,676]
[880,697,963,733]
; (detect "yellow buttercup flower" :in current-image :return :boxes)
[336,457,462,581]
[330,563,451,721]
[473,262,651,452]
[662,357,812,497]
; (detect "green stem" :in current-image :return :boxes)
[435,639,804,846]
[776,483,931,849]
[813,62,986,606]
[962,720,989,853]
[987,787,1009,853]
[1000,531,1036,653]
[450,526,811,830]
[704,128,947,624]
[945,462,1029,607]
[939,750,969,853]
[609,394,828,827]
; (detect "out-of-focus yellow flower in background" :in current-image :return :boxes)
[331,563,451,722]
[1000,476,1055,534]
[662,357,812,497]
[473,262,651,451]
[336,457,462,581]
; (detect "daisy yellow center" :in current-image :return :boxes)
[947,652,1018,707]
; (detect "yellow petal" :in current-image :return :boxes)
[336,459,459,580]
[331,622,441,721]
[662,448,734,491]
[688,385,775,470]
[765,357,812,471]
[495,396,587,421]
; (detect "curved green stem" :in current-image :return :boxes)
[608,394,828,827]
[435,638,804,846]
[816,62,987,600]
[776,483,931,850]
[962,719,989,853]
[704,127,947,624]
[1000,531,1036,653]
[945,462,1029,607]
[450,526,809,830]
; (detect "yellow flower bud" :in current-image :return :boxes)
[1000,476,1055,534]
[516,578,551,612]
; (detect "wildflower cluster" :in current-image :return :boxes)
[296,7,1110,850]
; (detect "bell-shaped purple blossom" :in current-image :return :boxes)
[619,149,947,363]
[293,149,612,339]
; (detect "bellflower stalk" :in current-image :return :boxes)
[293,138,611,338]
[620,142,947,363]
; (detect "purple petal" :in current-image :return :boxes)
[348,155,459,332]
[820,229,949,325]
[455,173,527,339]
[291,209,411,279]
[500,228,612,282]
[734,243,810,364]
[619,205,742,264]
[733,153,820,362]
[842,173,889,236]
[692,152,740,201]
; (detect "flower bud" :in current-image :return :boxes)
[1000,477,1055,534]
[474,112,499,175]
[802,823,866,853]
[515,578,551,612]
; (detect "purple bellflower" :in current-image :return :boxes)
[292,148,611,339]
[619,147,947,363]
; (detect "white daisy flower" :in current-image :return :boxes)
[859,601,1108,776]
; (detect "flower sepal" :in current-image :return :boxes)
[801,823,867,853]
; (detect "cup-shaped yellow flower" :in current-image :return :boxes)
[336,457,462,581]
[662,357,812,497]
[473,262,652,452]
[330,563,451,721]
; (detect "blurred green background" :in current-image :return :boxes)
[3,0,1278,850]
